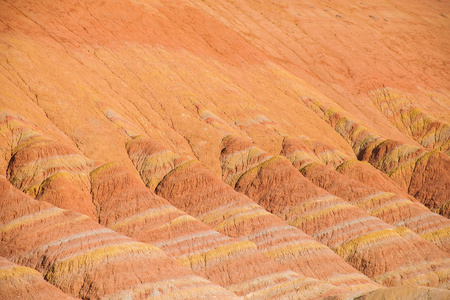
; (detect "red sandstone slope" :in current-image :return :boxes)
[0,178,240,299]
[0,0,449,298]
[220,137,449,288]
[127,136,380,295]
[281,137,450,253]
[90,163,347,299]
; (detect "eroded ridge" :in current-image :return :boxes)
[281,137,450,253]
[0,178,240,299]
[0,256,77,300]
[90,163,345,299]
[126,136,380,297]
[370,88,450,155]
[220,136,449,288]
[302,98,450,217]
[2,113,97,219]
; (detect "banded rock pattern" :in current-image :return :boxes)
[0,177,240,300]
[220,136,449,288]
[0,256,77,300]
[90,162,344,299]
[2,114,97,219]
[0,0,449,298]
[370,88,450,155]
[282,137,450,253]
[127,136,380,296]
[303,98,450,217]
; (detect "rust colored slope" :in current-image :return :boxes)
[282,137,450,253]
[0,177,240,300]
[2,114,97,219]
[303,98,450,216]
[187,0,450,133]
[126,137,380,296]
[0,256,78,300]
[90,163,344,299]
[220,136,449,288]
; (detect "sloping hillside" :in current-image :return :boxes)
[0,0,449,299]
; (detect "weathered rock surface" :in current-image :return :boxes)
[0,177,240,299]
[0,256,78,300]
[303,98,450,216]
[282,137,450,253]
[356,286,450,300]
[220,137,449,288]
[370,87,450,155]
[90,162,347,299]
[2,114,97,219]
[0,0,449,298]
[127,136,380,296]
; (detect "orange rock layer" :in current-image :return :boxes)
[0,0,449,298]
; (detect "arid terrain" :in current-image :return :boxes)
[0,0,449,299]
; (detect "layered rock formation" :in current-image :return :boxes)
[303,98,450,216]
[127,136,380,296]
[220,136,449,288]
[0,0,449,298]
[281,136,450,253]
[90,162,345,299]
[0,177,240,299]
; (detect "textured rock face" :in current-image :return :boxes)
[0,256,77,300]
[356,286,450,300]
[90,163,346,299]
[0,178,240,299]
[220,137,449,288]
[303,98,450,216]
[370,88,450,155]
[0,0,449,298]
[127,137,379,295]
[282,137,450,253]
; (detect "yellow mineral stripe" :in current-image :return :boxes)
[290,202,355,227]
[326,273,375,285]
[153,230,223,248]
[110,204,179,230]
[215,209,271,231]
[264,240,327,259]
[354,192,395,206]
[48,242,164,282]
[226,270,299,293]
[368,198,411,216]
[335,229,398,259]
[420,227,450,243]
[0,207,64,233]
[177,240,256,268]
[283,195,338,222]
[373,262,439,286]
[102,275,223,300]
[147,286,231,300]
[200,202,260,225]
[243,275,331,300]
[0,265,41,280]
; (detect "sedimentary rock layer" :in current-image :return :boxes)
[90,162,346,299]
[127,136,380,296]
[302,98,450,216]
[0,177,240,300]
[2,114,97,219]
[0,0,449,298]
[282,137,450,253]
[220,136,449,288]
[370,88,450,154]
